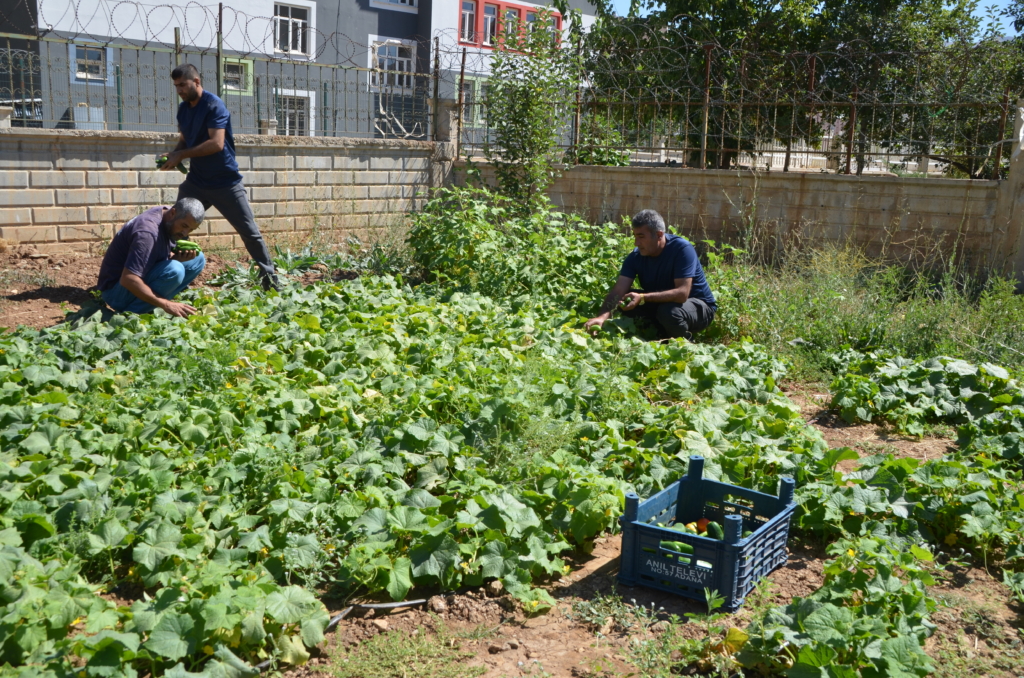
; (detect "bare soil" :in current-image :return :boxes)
[0,244,233,330]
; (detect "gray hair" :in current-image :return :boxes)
[172,197,205,226]
[631,209,666,235]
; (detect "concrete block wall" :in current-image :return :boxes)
[456,163,1015,270]
[0,129,441,254]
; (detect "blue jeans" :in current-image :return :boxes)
[101,254,206,314]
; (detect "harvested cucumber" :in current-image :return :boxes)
[742,530,753,538]
[156,155,188,175]
[175,239,202,252]
[706,521,725,540]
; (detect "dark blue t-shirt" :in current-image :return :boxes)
[177,90,243,189]
[97,206,172,291]
[619,234,717,310]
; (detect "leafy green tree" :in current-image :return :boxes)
[483,10,582,205]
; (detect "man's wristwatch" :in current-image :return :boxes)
[638,294,646,306]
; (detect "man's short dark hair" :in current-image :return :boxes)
[632,209,666,235]
[171,63,200,81]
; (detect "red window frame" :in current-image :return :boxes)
[457,0,560,48]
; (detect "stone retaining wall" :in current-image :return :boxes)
[0,129,449,254]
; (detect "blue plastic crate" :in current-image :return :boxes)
[618,455,796,612]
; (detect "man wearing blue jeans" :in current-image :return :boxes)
[98,198,207,317]
[585,209,716,340]
[160,63,279,290]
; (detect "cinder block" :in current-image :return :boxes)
[206,219,237,235]
[275,171,316,185]
[251,202,275,217]
[262,217,295,232]
[334,185,368,200]
[110,155,161,169]
[31,171,86,188]
[368,185,402,199]
[388,170,431,185]
[234,156,251,171]
[334,155,369,170]
[251,187,294,201]
[295,155,332,169]
[55,157,110,169]
[56,189,112,206]
[0,225,58,242]
[0,153,54,169]
[139,172,184,187]
[33,207,88,224]
[242,171,276,186]
[0,208,33,224]
[59,224,115,242]
[194,234,235,248]
[294,186,332,201]
[331,214,370,231]
[276,201,313,216]
[111,188,164,204]
[404,156,431,171]
[252,155,294,170]
[369,156,404,171]
[353,171,391,185]
[316,171,354,185]
[0,190,55,207]
[88,206,138,223]
[87,171,139,188]
[0,172,29,188]
[161,189,180,204]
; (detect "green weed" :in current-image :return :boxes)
[324,622,486,678]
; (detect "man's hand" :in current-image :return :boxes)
[160,150,184,170]
[171,248,199,262]
[584,315,608,334]
[619,292,644,312]
[160,299,198,318]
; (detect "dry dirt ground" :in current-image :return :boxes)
[1,255,1020,676]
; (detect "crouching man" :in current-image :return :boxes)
[97,197,207,318]
[585,209,716,339]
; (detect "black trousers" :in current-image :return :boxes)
[177,179,279,289]
[622,298,715,339]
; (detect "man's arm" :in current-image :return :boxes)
[119,269,197,317]
[584,275,635,332]
[632,278,692,306]
[161,129,226,170]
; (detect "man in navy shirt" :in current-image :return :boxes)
[97,198,207,317]
[160,64,278,290]
[585,209,716,339]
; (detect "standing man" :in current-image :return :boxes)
[585,209,716,340]
[98,198,207,317]
[159,63,279,290]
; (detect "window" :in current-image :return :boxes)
[275,4,309,55]
[525,11,537,30]
[373,41,414,89]
[277,95,309,135]
[373,0,416,8]
[460,81,475,124]
[460,1,477,42]
[482,5,498,45]
[504,8,519,36]
[75,46,105,80]
[224,62,248,91]
[479,82,489,123]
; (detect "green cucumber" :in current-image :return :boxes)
[176,239,202,252]
[706,521,724,540]
[659,540,694,555]
[156,155,189,175]
[742,530,753,539]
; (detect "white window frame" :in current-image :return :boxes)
[273,0,316,59]
[370,0,418,14]
[275,88,317,136]
[367,35,417,93]
[68,43,113,86]
[460,0,477,43]
[222,58,254,95]
[482,4,498,46]
[504,8,520,37]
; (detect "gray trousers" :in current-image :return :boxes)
[176,179,278,288]
[622,298,715,340]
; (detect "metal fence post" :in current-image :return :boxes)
[455,47,466,156]
[845,86,857,175]
[432,36,440,142]
[700,44,712,170]
[216,3,223,98]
